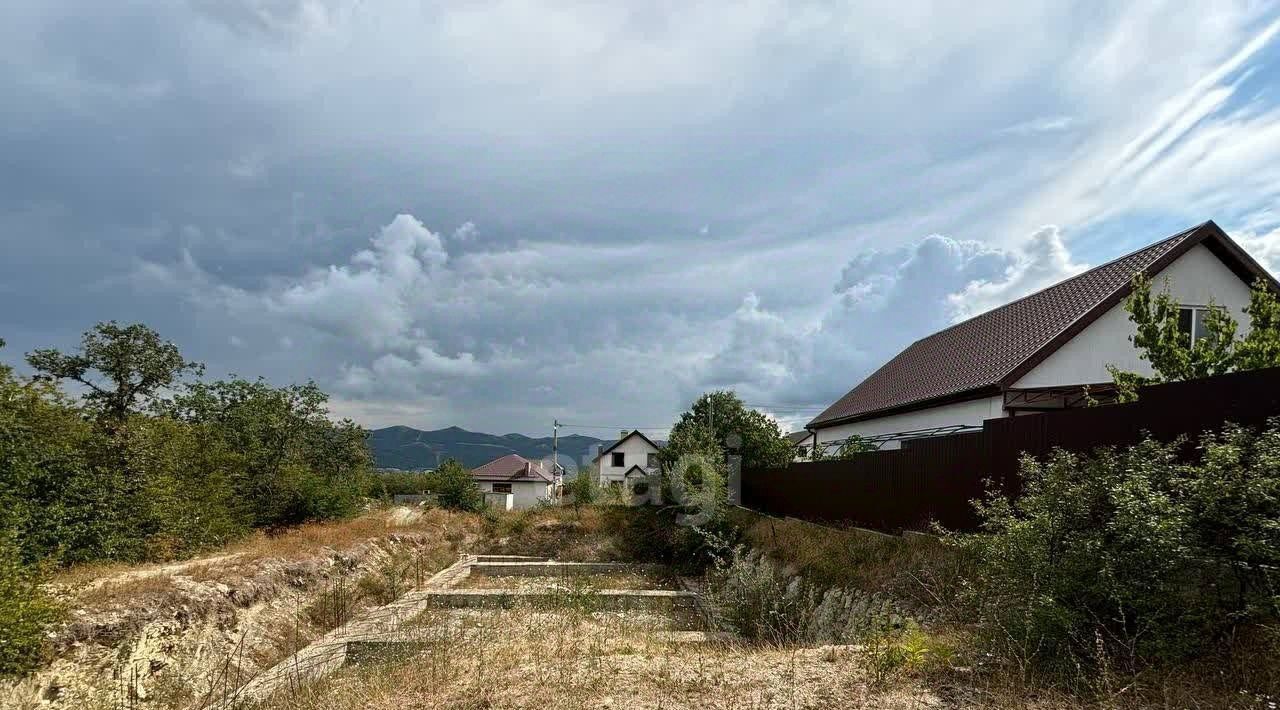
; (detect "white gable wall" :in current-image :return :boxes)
[813,395,1003,451]
[598,435,661,485]
[1014,244,1254,388]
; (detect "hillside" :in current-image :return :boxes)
[369,425,608,470]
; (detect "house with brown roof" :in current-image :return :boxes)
[807,221,1278,451]
[470,454,556,509]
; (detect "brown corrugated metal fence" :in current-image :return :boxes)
[740,367,1280,532]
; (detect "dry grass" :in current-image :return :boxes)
[733,509,968,620]
[256,603,939,710]
[49,507,478,602]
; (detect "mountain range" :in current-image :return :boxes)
[368,425,610,471]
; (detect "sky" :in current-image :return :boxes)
[3,1,1280,438]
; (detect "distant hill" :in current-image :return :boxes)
[368,425,609,471]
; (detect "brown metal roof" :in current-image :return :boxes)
[807,221,1277,429]
[470,454,554,483]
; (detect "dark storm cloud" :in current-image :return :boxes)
[3,1,1280,433]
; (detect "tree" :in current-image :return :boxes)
[564,467,599,515]
[662,391,792,471]
[163,377,369,528]
[1109,276,1280,400]
[26,322,202,427]
[433,459,483,512]
[1236,278,1280,370]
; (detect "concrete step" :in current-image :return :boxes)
[421,587,696,610]
[344,629,736,665]
[468,561,660,576]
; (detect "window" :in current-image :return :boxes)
[797,445,808,458]
[647,453,658,469]
[1178,306,1218,346]
[611,452,625,467]
[492,483,512,493]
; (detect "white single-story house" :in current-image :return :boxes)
[593,430,663,490]
[470,454,556,509]
[787,431,816,461]
[807,221,1278,451]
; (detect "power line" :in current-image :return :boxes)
[555,423,671,431]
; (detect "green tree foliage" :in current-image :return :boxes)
[564,467,599,513]
[954,421,1280,674]
[1236,278,1280,370]
[662,391,792,470]
[26,322,202,427]
[0,534,59,677]
[1,326,372,567]
[164,378,369,528]
[821,434,876,460]
[1111,276,1280,400]
[432,459,483,512]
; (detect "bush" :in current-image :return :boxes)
[1,328,374,568]
[433,459,483,512]
[0,536,59,676]
[703,545,902,646]
[954,421,1280,677]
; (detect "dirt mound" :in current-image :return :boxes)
[0,508,474,709]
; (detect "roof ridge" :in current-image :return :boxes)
[915,222,1207,345]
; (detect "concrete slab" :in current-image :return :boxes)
[468,561,660,576]
[421,587,695,610]
[229,555,694,704]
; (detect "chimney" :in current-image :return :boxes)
[620,430,630,441]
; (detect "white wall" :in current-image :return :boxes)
[814,395,1004,450]
[478,481,551,510]
[1015,244,1254,388]
[598,435,661,484]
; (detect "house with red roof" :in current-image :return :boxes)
[807,221,1278,452]
[470,454,556,509]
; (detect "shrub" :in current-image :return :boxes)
[702,545,901,646]
[0,536,59,676]
[432,459,483,512]
[954,421,1280,677]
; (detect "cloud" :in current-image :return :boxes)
[1232,210,1280,275]
[7,2,1280,436]
[998,115,1075,136]
[267,214,447,349]
[697,225,1090,410]
[947,225,1085,321]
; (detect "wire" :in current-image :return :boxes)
[555,423,671,431]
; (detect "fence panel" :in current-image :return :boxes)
[742,366,1280,532]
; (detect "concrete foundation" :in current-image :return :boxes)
[421,587,695,610]
[467,561,659,576]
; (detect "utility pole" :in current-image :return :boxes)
[552,419,560,476]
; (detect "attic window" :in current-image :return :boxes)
[611,452,625,467]
[1178,306,1217,346]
